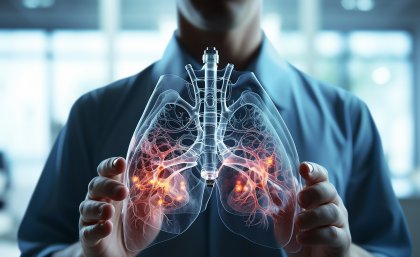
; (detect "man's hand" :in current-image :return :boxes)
[52,157,162,257]
[77,157,132,257]
[287,162,373,257]
[77,157,159,257]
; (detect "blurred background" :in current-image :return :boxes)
[0,0,419,256]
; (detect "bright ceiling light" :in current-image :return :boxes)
[371,66,391,85]
[341,0,357,10]
[357,0,375,11]
[341,0,375,11]
[22,0,55,9]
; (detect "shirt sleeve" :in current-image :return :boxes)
[18,95,97,257]
[345,100,412,257]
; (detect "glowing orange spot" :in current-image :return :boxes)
[158,198,163,205]
[163,182,170,192]
[149,179,156,185]
[136,183,142,189]
[236,180,241,185]
[243,186,248,192]
[266,156,274,166]
[235,185,242,192]
[132,176,139,183]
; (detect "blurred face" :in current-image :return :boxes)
[176,0,262,31]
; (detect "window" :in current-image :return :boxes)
[0,31,49,161]
[267,30,415,197]
[347,32,414,196]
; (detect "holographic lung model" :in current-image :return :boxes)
[122,47,302,252]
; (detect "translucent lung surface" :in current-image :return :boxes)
[122,48,302,252]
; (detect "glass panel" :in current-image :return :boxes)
[0,30,46,57]
[349,59,414,175]
[116,30,168,78]
[0,30,49,224]
[347,31,414,196]
[349,31,412,57]
[315,31,344,57]
[51,31,107,125]
[0,31,49,160]
[52,31,106,58]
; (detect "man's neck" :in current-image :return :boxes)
[176,14,262,71]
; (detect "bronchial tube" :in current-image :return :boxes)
[201,47,219,187]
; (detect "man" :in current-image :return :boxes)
[18,0,411,256]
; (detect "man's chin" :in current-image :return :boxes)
[197,16,240,32]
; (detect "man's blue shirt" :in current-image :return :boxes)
[18,34,411,257]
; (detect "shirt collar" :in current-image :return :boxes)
[152,33,201,83]
[153,32,293,110]
[246,35,293,110]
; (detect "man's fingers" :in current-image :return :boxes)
[297,226,348,247]
[78,157,129,250]
[80,221,113,247]
[295,162,351,252]
[97,157,126,178]
[88,176,128,201]
[79,200,115,224]
[299,162,329,186]
[297,203,345,231]
[298,181,338,209]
